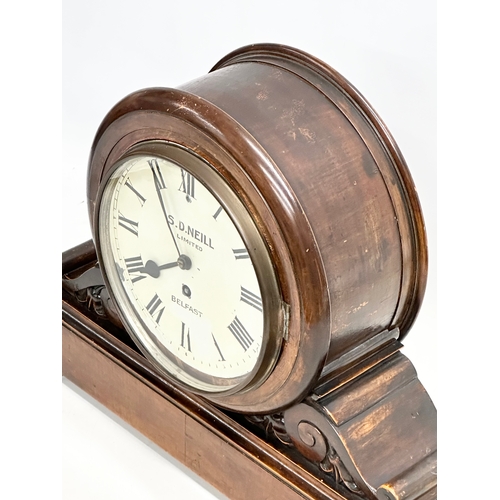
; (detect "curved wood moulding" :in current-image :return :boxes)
[87,44,427,412]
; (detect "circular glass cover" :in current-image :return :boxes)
[98,150,268,393]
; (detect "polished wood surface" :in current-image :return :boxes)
[284,349,436,499]
[86,44,428,414]
[78,44,436,498]
[63,242,357,500]
[62,241,436,499]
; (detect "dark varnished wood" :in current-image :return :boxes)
[62,242,358,500]
[206,44,426,351]
[87,43,427,413]
[284,350,436,499]
[62,241,436,500]
[76,44,436,499]
[87,89,331,412]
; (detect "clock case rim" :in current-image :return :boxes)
[94,141,286,398]
[87,88,333,413]
[87,43,428,414]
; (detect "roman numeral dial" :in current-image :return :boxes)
[118,213,139,236]
[179,169,195,200]
[233,248,250,260]
[146,293,165,324]
[179,322,191,352]
[100,152,272,393]
[228,316,254,351]
[213,205,223,220]
[124,256,147,283]
[240,287,263,312]
[149,159,167,190]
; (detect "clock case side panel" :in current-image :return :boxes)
[178,44,427,374]
[210,43,428,344]
[86,90,331,414]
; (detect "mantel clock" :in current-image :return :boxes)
[63,44,436,500]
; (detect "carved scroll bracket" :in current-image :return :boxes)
[62,261,123,327]
[282,352,437,500]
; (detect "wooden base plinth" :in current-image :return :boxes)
[62,241,436,500]
[62,239,357,500]
[62,300,359,500]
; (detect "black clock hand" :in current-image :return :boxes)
[141,260,178,278]
[150,160,181,257]
[141,255,192,278]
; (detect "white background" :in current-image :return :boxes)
[61,2,437,499]
[7,1,500,499]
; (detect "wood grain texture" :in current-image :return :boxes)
[64,42,436,500]
[86,44,428,412]
[62,263,358,500]
[180,61,402,353]
[283,352,437,499]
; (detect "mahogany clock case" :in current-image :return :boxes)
[64,41,437,500]
[87,43,428,414]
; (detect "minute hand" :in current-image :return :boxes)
[150,160,181,257]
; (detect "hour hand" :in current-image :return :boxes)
[141,255,192,278]
[142,259,177,278]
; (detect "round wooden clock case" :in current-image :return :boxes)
[87,43,427,414]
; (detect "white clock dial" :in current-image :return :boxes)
[98,153,266,392]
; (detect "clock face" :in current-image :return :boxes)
[97,148,270,393]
